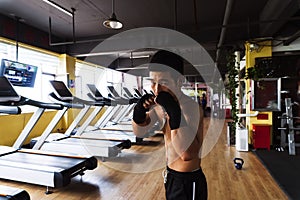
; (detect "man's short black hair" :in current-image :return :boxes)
[149,50,184,77]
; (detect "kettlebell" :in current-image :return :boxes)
[233,158,244,170]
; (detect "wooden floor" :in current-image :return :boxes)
[0,118,288,200]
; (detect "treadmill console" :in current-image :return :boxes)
[87,84,103,100]
[0,77,21,102]
[107,86,120,98]
[50,80,73,100]
[123,87,133,98]
[134,88,142,97]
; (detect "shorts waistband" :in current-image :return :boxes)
[166,166,204,180]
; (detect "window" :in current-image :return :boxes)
[75,60,138,99]
[0,39,60,111]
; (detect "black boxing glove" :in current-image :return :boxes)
[155,91,182,130]
[133,93,154,124]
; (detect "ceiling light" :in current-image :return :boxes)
[130,55,150,59]
[103,0,123,29]
[42,0,73,17]
[116,66,148,71]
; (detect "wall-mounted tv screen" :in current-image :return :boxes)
[251,78,281,111]
[0,59,38,87]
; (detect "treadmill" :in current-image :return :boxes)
[105,86,136,125]
[83,85,135,131]
[31,80,131,159]
[101,86,139,129]
[91,86,162,137]
[77,84,145,144]
[0,106,30,200]
[0,77,97,194]
[81,85,138,131]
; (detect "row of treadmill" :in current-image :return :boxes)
[0,76,154,199]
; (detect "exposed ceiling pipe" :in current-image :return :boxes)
[48,8,76,46]
[182,16,300,33]
[259,0,297,36]
[193,0,198,29]
[283,30,300,46]
[72,8,76,43]
[174,0,177,30]
[47,7,114,46]
[15,16,21,61]
[215,0,234,62]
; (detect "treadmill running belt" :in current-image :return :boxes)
[0,151,97,187]
[0,152,87,170]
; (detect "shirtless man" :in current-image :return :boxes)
[132,50,207,200]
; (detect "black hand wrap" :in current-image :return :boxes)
[156,91,182,130]
[133,93,154,124]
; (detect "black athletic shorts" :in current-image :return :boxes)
[164,166,207,200]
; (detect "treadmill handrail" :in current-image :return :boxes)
[19,97,64,110]
[128,97,139,104]
[114,95,139,105]
[72,96,106,107]
[49,92,105,107]
[0,96,63,110]
[106,87,139,105]
[49,93,84,109]
[0,105,21,114]
[110,97,127,105]
[87,93,112,106]
[121,93,139,104]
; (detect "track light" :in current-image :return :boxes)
[103,0,123,29]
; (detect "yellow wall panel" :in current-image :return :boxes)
[0,111,66,146]
[245,41,273,145]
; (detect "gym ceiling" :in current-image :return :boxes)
[0,0,299,80]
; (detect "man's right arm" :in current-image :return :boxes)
[132,109,159,137]
[132,93,158,138]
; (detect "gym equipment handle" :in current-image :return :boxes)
[49,93,84,109]
[23,98,64,110]
[0,105,21,114]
